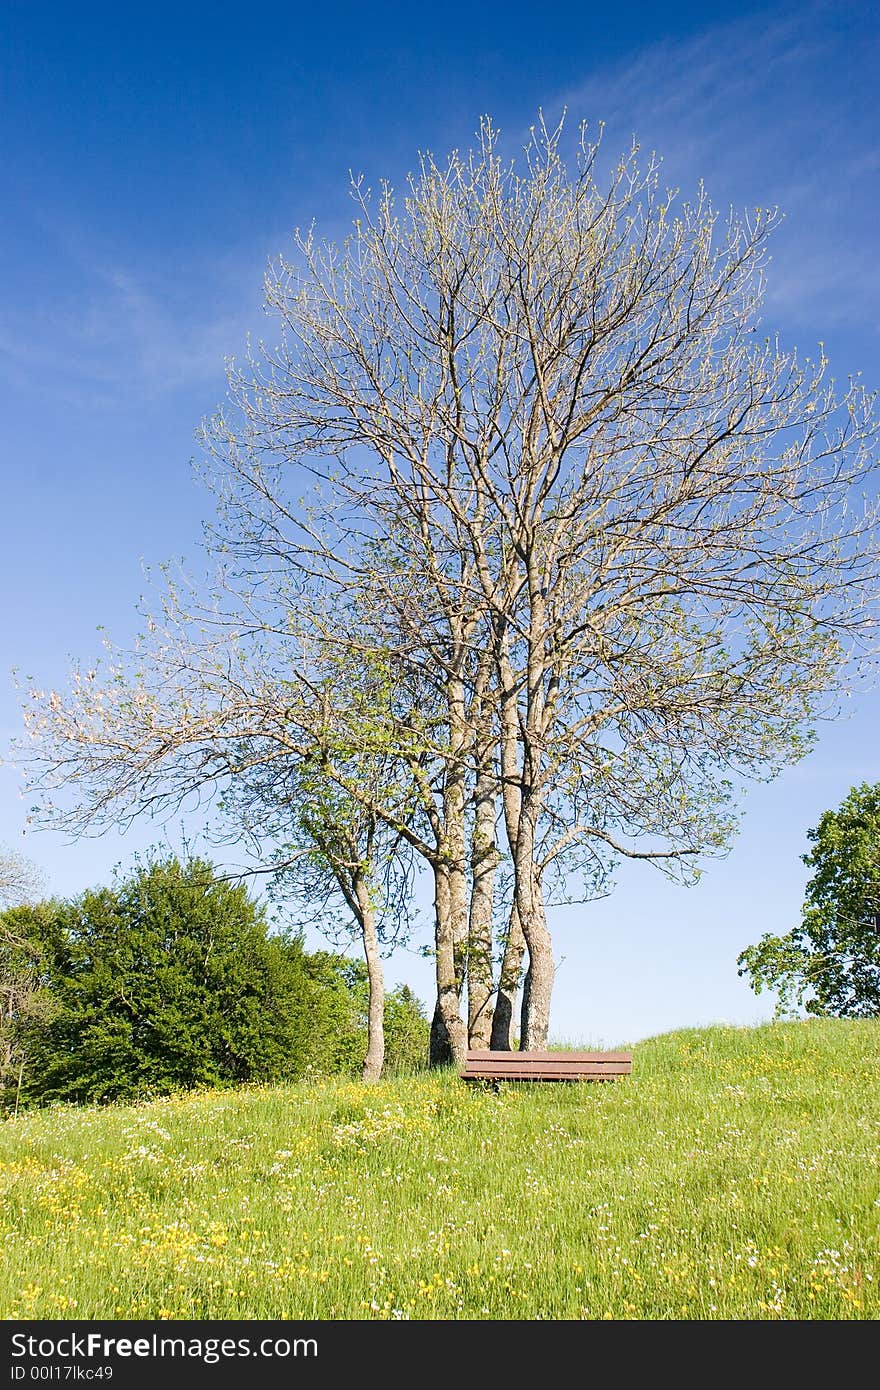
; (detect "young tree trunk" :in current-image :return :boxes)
[354,870,385,1083]
[490,904,525,1050]
[449,848,469,1045]
[492,627,532,1048]
[431,666,470,1067]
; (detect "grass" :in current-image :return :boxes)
[1,1019,878,1320]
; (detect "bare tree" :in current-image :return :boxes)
[0,849,50,1110]
[0,847,44,910]
[198,115,877,1045]
[16,113,879,1056]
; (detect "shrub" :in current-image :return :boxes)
[3,855,380,1105]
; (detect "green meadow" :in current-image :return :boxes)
[2,1020,878,1320]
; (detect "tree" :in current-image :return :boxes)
[16,114,880,1058]
[738,783,880,1018]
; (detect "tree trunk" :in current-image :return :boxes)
[430,860,468,1067]
[449,850,469,1045]
[486,642,540,1053]
[354,870,385,1083]
[519,960,532,1049]
[467,768,498,1048]
[514,815,554,1049]
[490,903,526,1050]
[429,1002,452,1067]
[447,673,470,1053]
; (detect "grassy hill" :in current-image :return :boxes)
[2,1019,878,1320]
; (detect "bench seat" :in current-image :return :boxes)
[460,1049,633,1084]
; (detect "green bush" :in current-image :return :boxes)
[1,854,427,1106]
[298,957,429,1076]
[383,983,430,1073]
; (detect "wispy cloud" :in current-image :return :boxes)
[0,222,270,408]
[553,0,879,337]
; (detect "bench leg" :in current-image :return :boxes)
[464,1077,502,1094]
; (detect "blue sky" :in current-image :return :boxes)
[1,0,878,1044]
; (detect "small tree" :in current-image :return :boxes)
[382,983,430,1072]
[738,783,880,1017]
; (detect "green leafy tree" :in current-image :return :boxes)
[738,783,880,1017]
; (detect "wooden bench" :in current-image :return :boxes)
[460,1049,633,1087]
